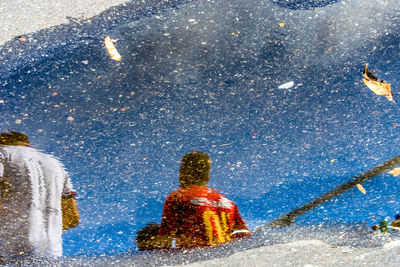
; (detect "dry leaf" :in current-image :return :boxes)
[356,184,366,194]
[362,64,394,103]
[388,167,400,177]
[104,36,121,61]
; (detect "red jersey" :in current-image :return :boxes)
[158,185,249,248]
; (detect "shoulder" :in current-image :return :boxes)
[0,145,33,158]
[165,189,182,200]
[37,150,65,165]
[208,189,236,209]
[208,188,228,199]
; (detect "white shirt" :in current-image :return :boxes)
[0,145,74,258]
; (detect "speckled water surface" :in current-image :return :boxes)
[1,0,400,265]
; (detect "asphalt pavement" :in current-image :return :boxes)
[0,0,129,46]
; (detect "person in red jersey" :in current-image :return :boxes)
[155,152,250,249]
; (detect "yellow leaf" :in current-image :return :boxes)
[104,36,122,61]
[356,184,366,194]
[388,167,400,177]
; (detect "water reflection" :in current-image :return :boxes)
[1,0,400,257]
[137,152,250,250]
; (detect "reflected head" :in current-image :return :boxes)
[179,152,211,188]
[0,131,30,146]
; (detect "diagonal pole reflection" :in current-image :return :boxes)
[255,154,400,233]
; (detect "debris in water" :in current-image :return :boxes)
[51,91,58,96]
[362,64,394,103]
[279,23,285,27]
[211,142,233,148]
[388,167,400,177]
[66,16,83,25]
[356,184,366,194]
[67,116,74,121]
[104,36,121,61]
[17,36,26,42]
[278,81,295,89]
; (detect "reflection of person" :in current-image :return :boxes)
[155,152,250,249]
[0,131,79,259]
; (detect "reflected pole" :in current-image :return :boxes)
[254,154,400,233]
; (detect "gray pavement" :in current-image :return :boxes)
[0,0,129,46]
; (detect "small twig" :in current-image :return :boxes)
[66,16,83,26]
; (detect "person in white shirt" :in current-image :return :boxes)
[0,131,79,259]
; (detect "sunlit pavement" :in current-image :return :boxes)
[1,0,400,263]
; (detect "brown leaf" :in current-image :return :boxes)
[362,64,394,103]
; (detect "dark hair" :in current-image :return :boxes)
[0,131,29,145]
[179,152,210,188]
[136,222,160,251]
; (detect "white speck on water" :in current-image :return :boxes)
[278,81,295,89]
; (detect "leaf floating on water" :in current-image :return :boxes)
[362,64,394,103]
[356,184,366,194]
[104,36,121,61]
[388,167,400,177]
[278,81,295,89]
